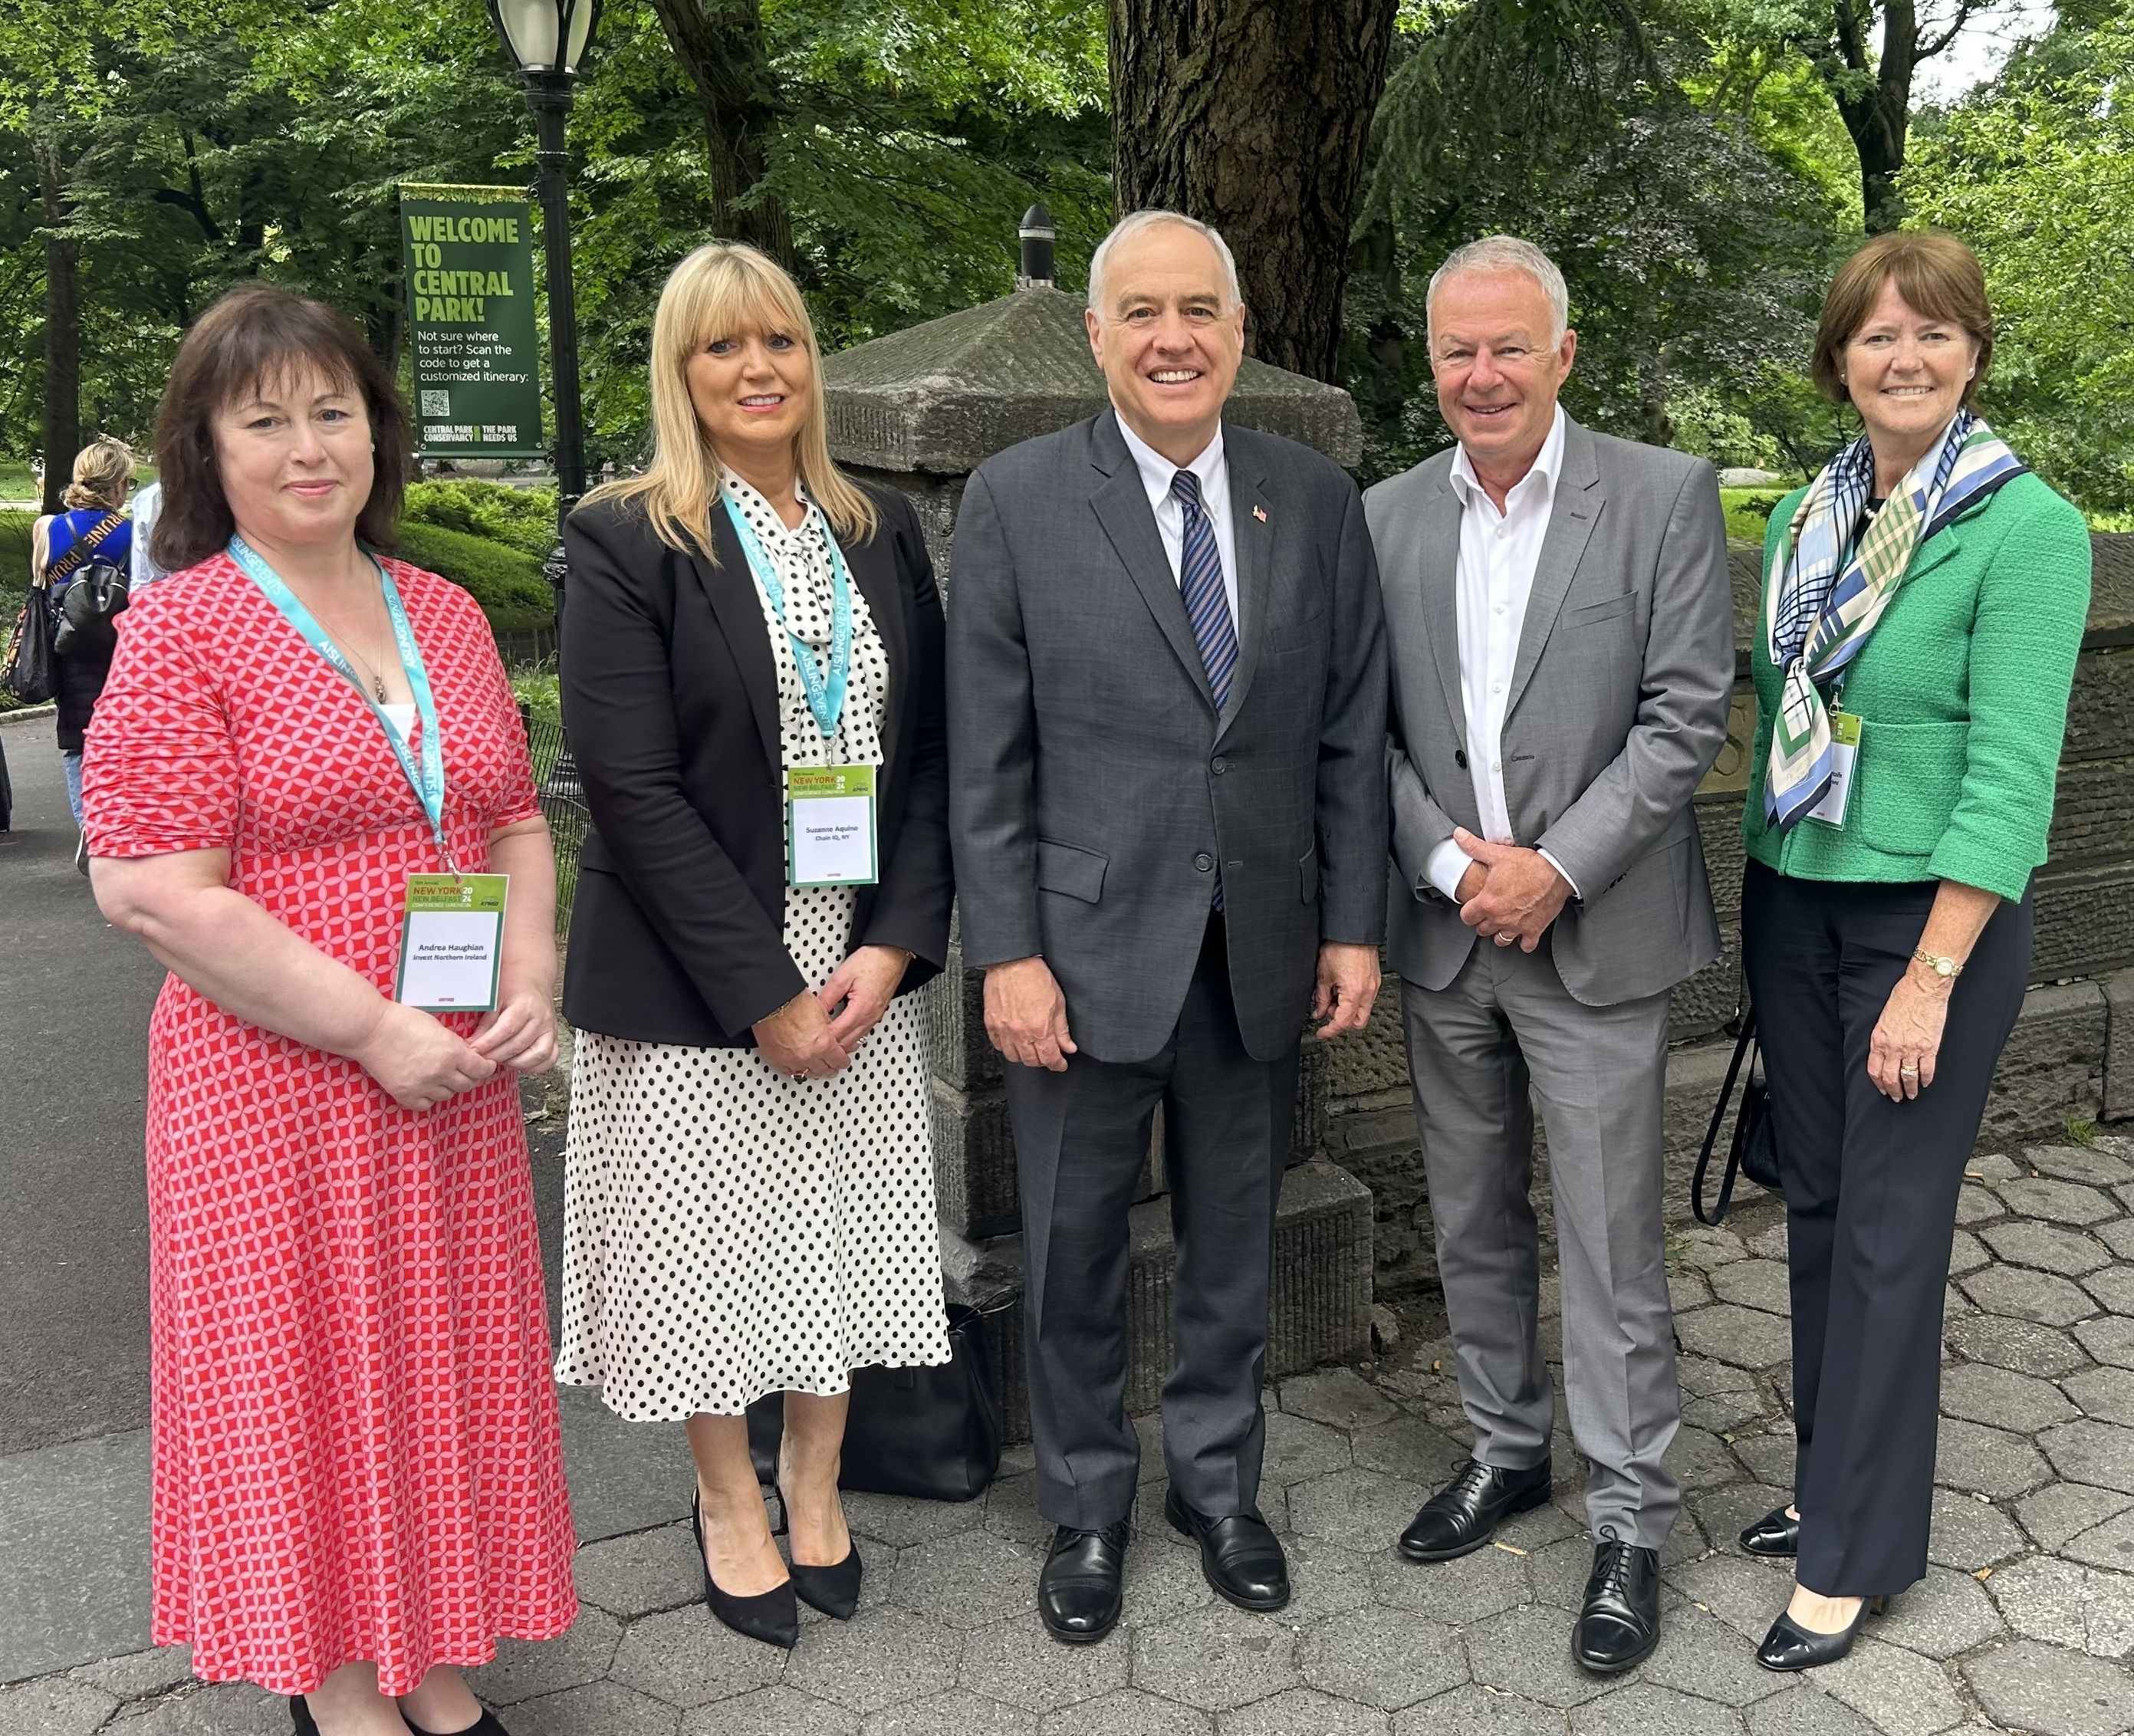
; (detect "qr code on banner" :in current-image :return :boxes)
[421,390,451,417]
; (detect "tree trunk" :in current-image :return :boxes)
[646,0,794,268]
[33,136,80,516]
[1110,0,1399,382]
[1816,0,1917,232]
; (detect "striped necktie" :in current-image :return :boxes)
[1172,466,1235,910]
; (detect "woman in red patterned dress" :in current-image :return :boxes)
[82,284,576,1736]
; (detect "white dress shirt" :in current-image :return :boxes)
[1116,416,1242,633]
[130,480,169,590]
[1425,406,1581,902]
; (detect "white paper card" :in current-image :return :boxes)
[397,909,505,1010]
[791,793,876,885]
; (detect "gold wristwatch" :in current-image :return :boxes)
[1912,947,1964,979]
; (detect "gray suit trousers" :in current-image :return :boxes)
[1005,917,1297,1531]
[1401,945,1681,1547]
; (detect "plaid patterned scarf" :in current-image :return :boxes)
[1763,411,2025,832]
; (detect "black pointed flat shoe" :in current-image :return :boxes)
[1740,1505,1801,1559]
[291,1701,318,1736]
[1755,1596,1887,1671]
[400,1711,514,1735]
[694,1490,799,1649]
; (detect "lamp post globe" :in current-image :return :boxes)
[486,0,600,629]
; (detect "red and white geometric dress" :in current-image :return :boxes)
[81,553,577,1697]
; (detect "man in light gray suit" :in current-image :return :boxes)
[1365,237,1732,1674]
[949,211,1388,1646]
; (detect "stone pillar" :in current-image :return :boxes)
[823,279,1374,1436]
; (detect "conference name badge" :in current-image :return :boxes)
[787,764,879,888]
[395,874,509,1011]
[1805,712,1862,828]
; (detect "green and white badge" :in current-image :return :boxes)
[786,764,879,888]
[1805,711,1862,827]
[395,873,509,1011]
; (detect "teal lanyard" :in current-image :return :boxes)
[722,492,853,740]
[228,535,457,870]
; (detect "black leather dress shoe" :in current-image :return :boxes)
[1755,1596,1886,1671]
[1039,1517,1132,1644]
[1398,1457,1554,1562]
[400,1712,513,1735]
[1165,1487,1290,1612]
[1573,1537,1662,1674]
[1740,1505,1801,1559]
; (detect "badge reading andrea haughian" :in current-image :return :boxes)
[395,873,509,1011]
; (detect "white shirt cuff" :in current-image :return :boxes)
[1425,838,1475,903]
[1537,847,1581,901]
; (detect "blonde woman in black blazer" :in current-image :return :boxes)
[556,242,952,1652]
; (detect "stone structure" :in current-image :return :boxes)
[821,275,1374,1438]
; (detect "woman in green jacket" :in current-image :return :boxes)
[1737,231,2091,1672]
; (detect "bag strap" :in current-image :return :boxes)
[1691,1006,1759,1227]
[41,512,127,589]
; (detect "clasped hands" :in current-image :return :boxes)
[1452,827,1572,952]
[752,943,913,1079]
[357,974,559,1113]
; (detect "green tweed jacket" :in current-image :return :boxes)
[1743,469,2092,903]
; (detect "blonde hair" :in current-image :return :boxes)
[62,439,134,511]
[586,242,876,556]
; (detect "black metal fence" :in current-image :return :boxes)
[521,710,587,935]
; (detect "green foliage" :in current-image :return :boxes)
[511,664,561,726]
[0,509,31,578]
[1721,486,1789,543]
[391,522,554,629]
[2067,1118,2098,1147]
[403,480,561,561]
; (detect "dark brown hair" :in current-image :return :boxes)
[151,281,411,573]
[1812,231,1995,409]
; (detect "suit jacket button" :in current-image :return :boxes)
[1212,758,1228,775]
[1194,853,1215,873]
[1455,750,1468,769]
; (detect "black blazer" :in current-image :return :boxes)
[558,483,952,1047]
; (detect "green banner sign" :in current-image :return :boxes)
[400,184,544,459]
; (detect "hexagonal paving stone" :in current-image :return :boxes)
[1393,1684,1569,1735]
[2099,1217,2134,1260]
[1986,1552,2134,1658]
[1116,1531,1219,1631]
[1287,1469,1431,1552]
[783,1604,962,1715]
[1524,1532,1600,1611]
[1464,1603,1609,1708]
[1932,1418,2051,1499]
[1979,1221,2114,1278]
[1688,1481,1791,1557]
[1942,1314,2089,1378]
[1261,1411,1354,1488]
[1043,1687,1212,1735]
[1710,1260,1792,1317]
[70,1646,196,1699]
[889,1526,1044,1630]
[1962,1636,2134,1736]
[2073,1312,2134,1369]
[1218,1687,1391,1734]
[860,1689,1037,1735]
[1809,1634,1966,1736]
[1945,1228,1988,1277]
[1665,1425,1745,1494]
[2062,1364,2134,1425]
[573,1521,703,1619]
[1870,1563,2005,1660]
[2082,1264,2134,1314]
[1637,1601,1788,1708]
[1297,1606,1465,1711]
[1923,1487,2023,1570]
[1369,1533,1531,1624]
[2017,1480,2133,1551]
[466,1607,624,1705]
[1668,1268,1714,1314]
[1568,1682,1746,1735]
[1675,1306,1793,1371]
[1995,1176,2119,1224]
[1279,1535,1379,1623]
[957,1609,1128,1711]
[1350,1414,1463,1484]
[1959,1264,2097,1327]
[1971,1152,2024,1182]
[1938,1360,2080,1432]
[1744,1687,1882,1735]
[1669,1550,1804,1642]
[1669,1225,1749,1270]
[508,1681,682,1736]
[1678,1353,1762,1402]
[2030,1144,2134,1188]
[105,1684,288,1734]
[607,1603,785,1707]
[846,1488,986,1550]
[0,1675,118,1735]
[2062,1504,2134,1571]
[2037,1419,2134,1494]
[1953,1184,2002,1227]
[1281,1369,1398,1431]
[979,1472,1053,1548]
[1731,1432,1797,1489]
[1684,1383,1769,1436]
[1131,1603,1303,1712]
[681,1685,861,1735]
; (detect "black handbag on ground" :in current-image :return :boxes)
[2,587,58,705]
[747,1304,1004,1503]
[1692,1005,1784,1226]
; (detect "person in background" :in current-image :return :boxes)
[1738,230,2091,1671]
[130,478,171,590]
[31,439,133,860]
[555,241,954,1652]
[84,281,576,1736]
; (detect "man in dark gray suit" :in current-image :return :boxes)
[1365,237,1732,1673]
[948,210,1388,1645]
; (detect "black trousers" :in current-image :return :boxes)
[1741,861,2032,1596]
[1002,915,1298,1531]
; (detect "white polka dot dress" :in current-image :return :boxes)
[556,475,950,1420]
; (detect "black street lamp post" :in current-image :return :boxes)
[486,0,600,626]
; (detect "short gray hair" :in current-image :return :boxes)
[1087,209,1241,315]
[1426,236,1569,344]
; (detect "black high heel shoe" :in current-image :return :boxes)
[400,1710,514,1734]
[1740,1505,1801,1559]
[771,1484,863,1620]
[693,1490,799,1649]
[1755,1595,1888,1671]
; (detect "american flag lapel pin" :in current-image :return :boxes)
[1252,504,1268,523]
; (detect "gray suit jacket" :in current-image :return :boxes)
[1364,416,1733,1006]
[948,409,1389,1064]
